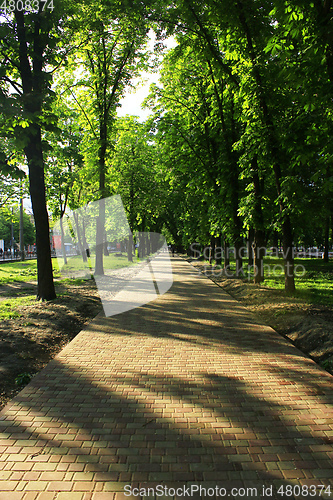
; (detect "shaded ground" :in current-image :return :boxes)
[186,258,333,376]
[0,278,102,410]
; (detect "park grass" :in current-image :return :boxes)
[0,253,140,284]
[54,253,141,278]
[264,258,333,307]
[1,254,332,306]
[0,260,37,285]
[214,256,333,307]
[0,295,35,320]
[0,250,147,334]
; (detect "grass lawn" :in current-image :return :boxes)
[0,295,36,320]
[0,253,141,284]
[263,257,333,307]
[0,260,37,284]
[55,253,141,277]
[209,256,333,307]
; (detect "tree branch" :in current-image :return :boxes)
[1,76,23,95]
[69,88,98,141]
[182,0,239,87]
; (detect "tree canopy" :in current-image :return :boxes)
[0,0,332,296]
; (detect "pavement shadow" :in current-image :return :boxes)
[87,259,333,410]
[1,257,332,498]
[0,355,332,499]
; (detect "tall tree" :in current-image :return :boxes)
[0,1,76,299]
[64,9,149,274]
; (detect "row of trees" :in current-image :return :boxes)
[0,0,154,298]
[0,0,332,298]
[0,205,35,249]
[144,0,333,290]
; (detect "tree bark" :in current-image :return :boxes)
[127,232,133,262]
[59,217,67,266]
[25,128,56,300]
[253,230,266,284]
[247,227,254,268]
[73,211,88,263]
[323,215,330,262]
[281,216,295,292]
[94,123,107,275]
[209,236,215,265]
[252,158,266,283]
[15,11,56,300]
[215,235,222,266]
[95,198,106,275]
[223,236,230,270]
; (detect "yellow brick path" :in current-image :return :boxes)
[0,257,332,499]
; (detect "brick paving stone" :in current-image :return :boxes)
[0,494,25,500]
[56,494,84,500]
[0,256,333,495]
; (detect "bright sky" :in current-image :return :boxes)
[117,71,160,122]
[117,31,177,122]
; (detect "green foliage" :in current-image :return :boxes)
[1,0,333,294]
[0,206,35,246]
[143,0,333,281]
[108,116,165,232]
[263,258,333,307]
[15,372,32,387]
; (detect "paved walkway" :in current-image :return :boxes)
[0,257,332,499]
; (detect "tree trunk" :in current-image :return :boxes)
[234,239,244,277]
[81,218,89,261]
[253,230,266,284]
[323,215,330,263]
[252,159,265,283]
[127,232,133,262]
[19,187,25,261]
[73,211,88,263]
[224,236,230,270]
[271,232,279,257]
[209,236,215,265]
[104,232,109,257]
[95,198,106,276]
[95,114,107,275]
[215,235,222,265]
[16,10,56,300]
[281,216,295,292]
[229,97,243,277]
[25,129,56,300]
[59,217,67,266]
[247,227,254,268]
[236,0,295,292]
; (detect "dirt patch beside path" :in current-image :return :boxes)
[0,279,102,410]
[186,259,333,375]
